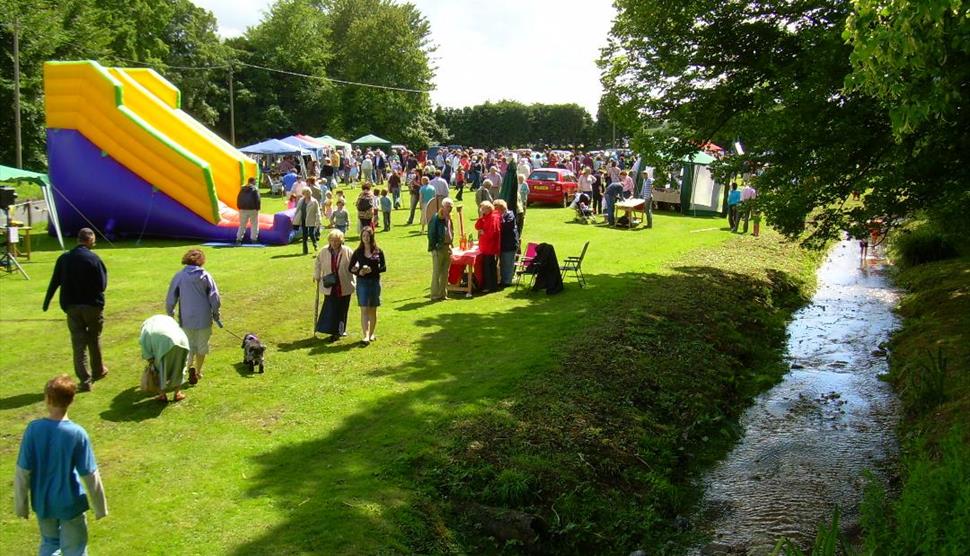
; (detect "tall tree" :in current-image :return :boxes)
[321,0,443,147]
[224,0,334,144]
[600,0,931,245]
[1,0,112,169]
[845,0,970,234]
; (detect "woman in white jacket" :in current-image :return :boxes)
[292,188,322,254]
[314,229,356,342]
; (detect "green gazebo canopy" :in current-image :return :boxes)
[0,165,50,186]
[351,134,392,147]
[315,135,352,149]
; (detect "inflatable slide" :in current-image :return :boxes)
[44,60,293,244]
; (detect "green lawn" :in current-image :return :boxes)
[0,190,734,553]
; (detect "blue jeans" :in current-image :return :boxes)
[38,513,88,556]
[606,198,616,225]
[500,251,516,286]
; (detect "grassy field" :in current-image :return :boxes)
[0,188,758,553]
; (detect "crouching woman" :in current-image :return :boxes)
[139,314,190,402]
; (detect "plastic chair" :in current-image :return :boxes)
[513,242,539,290]
[560,241,589,288]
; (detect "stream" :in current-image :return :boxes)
[693,239,901,554]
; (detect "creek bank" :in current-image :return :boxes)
[858,254,970,554]
[396,231,823,553]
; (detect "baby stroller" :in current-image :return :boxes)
[574,193,594,223]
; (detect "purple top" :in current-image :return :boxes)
[166,265,221,329]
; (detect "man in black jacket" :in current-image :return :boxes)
[236,177,261,244]
[42,228,109,391]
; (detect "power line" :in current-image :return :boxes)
[234,61,430,94]
[83,51,429,93]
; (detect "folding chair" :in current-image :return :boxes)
[513,242,539,291]
[560,241,589,288]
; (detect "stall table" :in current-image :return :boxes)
[652,188,681,209]
[448,245,485,298]
[614,199,646,229]
[0,226,32,260]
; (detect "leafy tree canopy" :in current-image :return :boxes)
[601,0,969,245]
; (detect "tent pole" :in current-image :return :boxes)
[42,184,65,250]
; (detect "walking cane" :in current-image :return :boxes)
[313,279,320,337]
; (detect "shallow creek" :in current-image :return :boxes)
[693,239,901,554]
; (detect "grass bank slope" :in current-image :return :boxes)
[399,232,823,553]
[861,256,970,554]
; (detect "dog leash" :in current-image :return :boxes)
[214,319,247,342]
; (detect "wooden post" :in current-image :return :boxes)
[228,65,236,146]
[13,17,23,169]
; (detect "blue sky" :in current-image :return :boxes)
[190,0,616,116]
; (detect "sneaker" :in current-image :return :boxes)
[188,367,199,385]
[78,382,92,392]
[93,368,109,381]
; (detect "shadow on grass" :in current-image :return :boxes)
[100,386,166,422]
[270,253,310,260]
[230,263,811,554]
[0,392,44,410]
[228,273,623,553]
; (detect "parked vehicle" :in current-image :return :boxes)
[526,168,578,207]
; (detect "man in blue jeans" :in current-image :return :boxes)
[640,170,654,228]
[604,181,625,226]
[15,375,108,556]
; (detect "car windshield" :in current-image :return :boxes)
[529,171,559,181]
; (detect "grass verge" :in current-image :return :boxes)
[396,231,823,552]
[859,255,970,554]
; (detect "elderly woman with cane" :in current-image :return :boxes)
[314,229,355,342]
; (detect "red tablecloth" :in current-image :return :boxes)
[448,246,485,287]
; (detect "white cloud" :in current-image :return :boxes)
[190,0,615,114]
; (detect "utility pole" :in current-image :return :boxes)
[13,17,23,168]
[228,65,236,146]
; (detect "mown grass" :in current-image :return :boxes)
[1,186,759,554]
[859,255,970,555]
[395,229,823,552]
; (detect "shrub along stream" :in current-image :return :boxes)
[397,232,823,552]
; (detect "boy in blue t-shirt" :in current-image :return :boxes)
[15,375,108,556]
[379,189,393,232]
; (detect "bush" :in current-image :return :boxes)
[889,224,958,268]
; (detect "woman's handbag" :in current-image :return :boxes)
[322,249,341,287]
[141,362,160,393]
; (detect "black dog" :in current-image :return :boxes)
[241,333,265,373]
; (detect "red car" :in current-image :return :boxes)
[526,168,578,207]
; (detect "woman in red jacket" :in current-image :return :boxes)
[475,201,501,293]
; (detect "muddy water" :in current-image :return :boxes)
[693,240,901,554]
